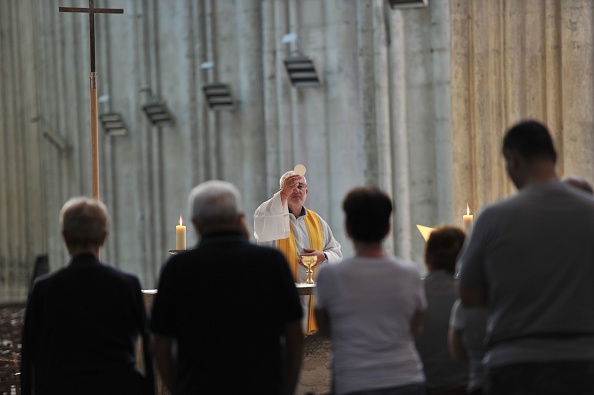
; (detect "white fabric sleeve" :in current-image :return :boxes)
[319,216,343,264]
[253,191,290,242]
[314,265,331,309]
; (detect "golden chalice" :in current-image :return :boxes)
[301,255,317,284]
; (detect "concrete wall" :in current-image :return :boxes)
[451,0,594,216]
[2,0,457,301]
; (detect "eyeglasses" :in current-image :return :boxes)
[296,183,307,190]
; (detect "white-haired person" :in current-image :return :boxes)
[21,197,154,395]
[253,170,342,334]
[151,180,304,395]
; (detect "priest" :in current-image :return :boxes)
[254,168,342,334]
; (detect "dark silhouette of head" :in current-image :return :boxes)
[502,120,557,188]
[425,226,466,275]
[502,120,557,162]
[60,197,109,255]
[343,187,392,242]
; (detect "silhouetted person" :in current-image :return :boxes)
[458,120,594,394]
[448,299,488,395]
[416,226,468,395]
[151,180,304,395]
[21,197,154,395]
[315,187,426,395]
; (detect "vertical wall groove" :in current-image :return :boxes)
[451,0,594,223]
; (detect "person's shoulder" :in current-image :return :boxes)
[562,183,594,205]
[165,249,193,263]
[478,195,516,216]
[317,258,344,276]
[30,268,64,293]
[386,256,424,281]
[161,248,206,269]
[208,240,289,265]
[390,255,420,271]
[512,181,594,212]
[317,256,354,280]
[98,263,141,285]
[467,197,516,229]
[246,242,288,261]
[35,263,80,285]
[315,261,338,286]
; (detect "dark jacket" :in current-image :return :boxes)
[20,253,154,395]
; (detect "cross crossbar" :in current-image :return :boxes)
[59,1,124,71]
[59,7,124,14]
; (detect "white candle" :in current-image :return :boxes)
[176,215,186,250]
[463,203,474,233]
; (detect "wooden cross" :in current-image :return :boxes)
[59,1,124,200]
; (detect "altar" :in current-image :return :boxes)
[296,283,316,295]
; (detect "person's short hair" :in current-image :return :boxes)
[188,180,244,228]
[425,226,466,275]
[502,120,557,163]
[342,187,392,242]
[563,176,594,195]
[279,171,307,189]
[60,197,109,248]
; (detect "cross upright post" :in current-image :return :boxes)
[59,1,124,201]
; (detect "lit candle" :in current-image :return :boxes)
[463,203,474,233]
[176,215,186,250]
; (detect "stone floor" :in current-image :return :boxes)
[295,333,332,395]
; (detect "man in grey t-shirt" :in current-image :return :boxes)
[458,120,594,394]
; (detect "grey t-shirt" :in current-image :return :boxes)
[316,255,426,395]
[450,299,489,392]
[458,181,594,367]
[416,270,468,389]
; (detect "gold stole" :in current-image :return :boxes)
[277,208,323,334]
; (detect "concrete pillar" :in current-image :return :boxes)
[560,1,594,179]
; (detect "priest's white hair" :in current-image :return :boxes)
[188,180,244,227]
[279,171,307,189]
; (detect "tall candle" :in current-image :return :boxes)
[176,215,186,250]
[463,203,474,233]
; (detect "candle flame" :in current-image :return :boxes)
[179,215,183,226]
[466,203,470,216]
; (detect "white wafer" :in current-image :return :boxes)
[294,164,306,176]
